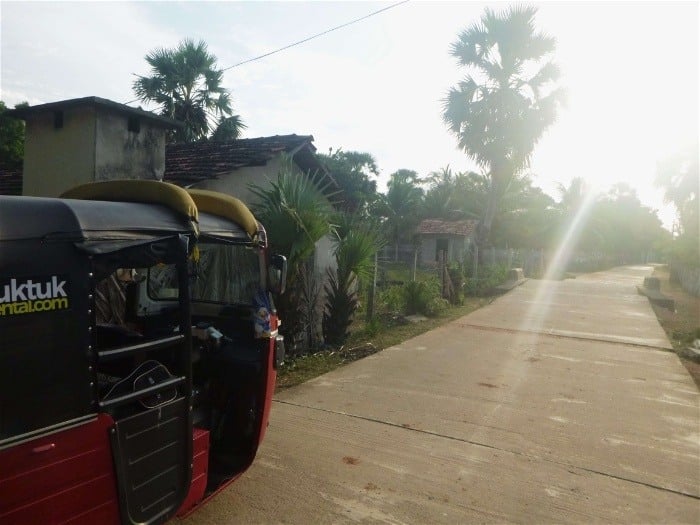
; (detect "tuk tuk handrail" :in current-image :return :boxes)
[98,376,186,410]
[97,334,185,362]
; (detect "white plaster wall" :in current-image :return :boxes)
[189,155,338,276]
[94,109,166,181]
[420,235,467,264]
[189,157,282,207]
[421,237,438,265]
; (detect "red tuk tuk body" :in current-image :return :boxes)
[0,184,285,524]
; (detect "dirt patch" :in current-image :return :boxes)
[651,265,700,388]
[342,456,360,465]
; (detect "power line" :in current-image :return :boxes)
[124,1,409,106]
[222,0,410,71]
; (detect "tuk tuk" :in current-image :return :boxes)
[0,181,286,524]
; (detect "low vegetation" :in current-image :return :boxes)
[650,265,700,388]
[277,297,492,389]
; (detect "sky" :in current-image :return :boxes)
[1,1,697,228]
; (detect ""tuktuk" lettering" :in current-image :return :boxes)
[0,276,70,316]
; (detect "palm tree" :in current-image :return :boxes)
[382,169,424,261]
[210,115,246,142]
[133,39,245,143]
[655,145,699,238]
[323,213,384,345]
[442,5,564,246]
[249,158,336,348]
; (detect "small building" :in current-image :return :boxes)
[164,135,340,272]
[417,219,478,265]
[7,96,179,197]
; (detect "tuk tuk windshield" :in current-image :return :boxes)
[148,243,262,305]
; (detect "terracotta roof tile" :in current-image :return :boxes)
[417,219,478,236]
[164,134,317,186]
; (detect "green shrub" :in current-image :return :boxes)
[364,317,382,337]
[464,263,509,296]
[447,264,464,305]
[425,296,450,316]
[378,284,406,314]
[403,278,443,316]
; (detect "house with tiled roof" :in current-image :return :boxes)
[416,219,479,265]
[6,96,341,347]
[164,134,339,203]
[164,134,341,277]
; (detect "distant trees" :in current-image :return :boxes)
[442,5,565,246]
[381,169,424,261]
[133,39,245,143]
[318,149,380,214]
[656,145,699,240]
[655,146,699,267]
[0,100,28,169]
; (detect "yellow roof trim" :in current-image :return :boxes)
[187,189,258,238]
[61,180,198,223]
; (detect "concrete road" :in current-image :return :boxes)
[183,266,699,524]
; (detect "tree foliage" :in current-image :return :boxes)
[133,39,245,143]
[318,148,379,214]
[0,101,28,169]
[249,158,335,276]
[249,159,336,346]
[655,145,699,240]
[323,214,384,345]
[443,5,565,244]
[380,169,424,261]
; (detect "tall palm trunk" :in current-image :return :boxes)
[478,168,509,247]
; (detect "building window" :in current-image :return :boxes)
[128,117,141,133]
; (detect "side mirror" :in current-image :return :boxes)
[268,254,287,295]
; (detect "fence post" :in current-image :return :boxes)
[366,251,377,322]
[413,250,418,282]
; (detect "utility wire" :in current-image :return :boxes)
[124,1,409,106]
[222,0,410,71]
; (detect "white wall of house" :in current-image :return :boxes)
[188,154,338,277]
[420,235,468,265]
[189,158,282,206]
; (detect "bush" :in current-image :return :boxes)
[447,264,464,305]
[377,284,406,314]
[364,317,382,337]
[403,278,443,316]
[464,263,508,296]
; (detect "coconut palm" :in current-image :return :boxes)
[133,39,244,143]
[443,5,564,245]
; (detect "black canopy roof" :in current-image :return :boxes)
[0,195,195,243]
[0,195,254,247]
